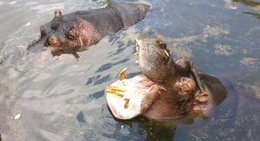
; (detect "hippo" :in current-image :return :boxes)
[106,35,227,120]
[28,3,150,57]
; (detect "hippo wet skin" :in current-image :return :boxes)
[106,36,227,120]
[28,3,150,56]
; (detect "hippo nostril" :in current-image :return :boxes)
[156,39,166,49]
[47,36,61,48]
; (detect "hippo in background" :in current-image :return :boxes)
[28,3,150,57]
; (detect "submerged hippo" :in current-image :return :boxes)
[28,3,150,57]
[106,36,227,120]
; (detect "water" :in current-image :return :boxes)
[0,0,259,140]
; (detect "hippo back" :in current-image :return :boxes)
[110,3,150,28]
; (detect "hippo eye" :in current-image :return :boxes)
[156,39,166,49]
[68,34,75,40]
[68,29,76,40]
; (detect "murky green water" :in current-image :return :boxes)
[0,0,259,140]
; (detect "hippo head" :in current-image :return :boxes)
[28,10,91,56]
[28,3,150,57]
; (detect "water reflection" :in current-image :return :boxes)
[243,11,260,19]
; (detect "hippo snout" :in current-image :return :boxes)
[28,32,74,54]
[46,35,63,48]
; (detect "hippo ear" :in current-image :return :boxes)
[51,10,63,29]
[54,9,62,17]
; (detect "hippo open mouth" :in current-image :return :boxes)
[105,36,227,120]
